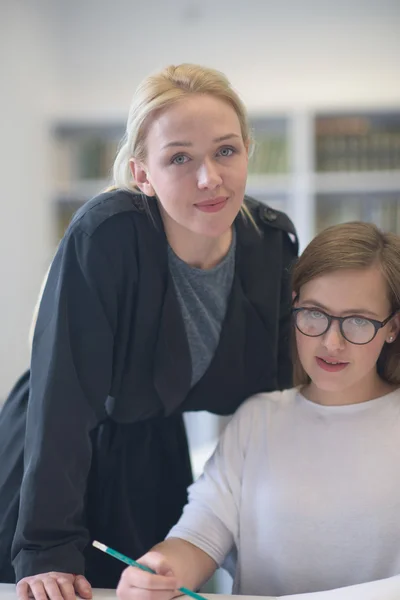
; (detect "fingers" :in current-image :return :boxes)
[19,578,59,600]
[24,580,47,600]
[16,573,78,600]
[73,575,92,599]
[117,575,176,600]
[17,579,49,600]
[121,566,177,590]
[116,553,179,600]
[16,581,30,600]
[42,578,65,600]
[56,575,81,600]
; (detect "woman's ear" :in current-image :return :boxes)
[292,291,298,305]
[129,159,156,197]
[386,313,400,343]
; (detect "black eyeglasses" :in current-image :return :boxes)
[292,307,396,345]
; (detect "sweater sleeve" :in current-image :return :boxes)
[166,399,254,566]
[12,226,120,580]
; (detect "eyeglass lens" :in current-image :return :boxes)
[295,309,376,344]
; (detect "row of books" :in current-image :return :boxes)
[248,134,289,175]
[315,115,400,172]
[58,132,400,180]
[55,136,290,181]
[54,115,400,187]
[54,124,290,184]
[316,193,400,234]
[54,136,121,182]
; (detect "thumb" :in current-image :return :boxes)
[157,565,176,577]
[74,575,92,599]
[140,551,175,577]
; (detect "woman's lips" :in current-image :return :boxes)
[194,197,228,213]
[316,357,349,373]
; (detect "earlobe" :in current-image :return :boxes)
[129,159,156,196]
[387,317,400,343]
[387,329,399,343]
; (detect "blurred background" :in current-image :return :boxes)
[1,0,400,591]
[2,0,400,399]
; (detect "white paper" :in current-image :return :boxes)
[278,574,400,600]
[183,574,400,599]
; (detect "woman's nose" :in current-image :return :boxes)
[321,321,346,351]
[197,159,223,190]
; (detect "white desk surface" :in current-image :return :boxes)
[0,586,264,600]
[1,575,400,599]
[0,587,265,600]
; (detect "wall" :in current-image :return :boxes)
[55,0,400,117]
[0,0,62,398]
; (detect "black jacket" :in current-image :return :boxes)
[0,190,297,587]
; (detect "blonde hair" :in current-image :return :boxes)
[28,266,51,350]
[30,68,252,350]
[292,222,400,386]
[111,63,255,224]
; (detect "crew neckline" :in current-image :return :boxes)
[168,226,236,274]
[296,386,400,413]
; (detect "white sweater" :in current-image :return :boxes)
[168,388,400,596]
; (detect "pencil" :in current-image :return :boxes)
[92,540,208,600]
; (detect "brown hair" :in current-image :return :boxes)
[292,222,400,386]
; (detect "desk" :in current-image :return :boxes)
[0,587,265,600]
[1,575,400,599]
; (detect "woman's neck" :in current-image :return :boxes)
[163,220,233,270]
[302,372,397,407]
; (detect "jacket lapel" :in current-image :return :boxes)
[129,197,193,416]
[153,266,193,416]
[183,243,277,415]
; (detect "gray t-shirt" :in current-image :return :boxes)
[168,229,236,387]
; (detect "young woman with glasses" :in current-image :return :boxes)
[116,221,400,599]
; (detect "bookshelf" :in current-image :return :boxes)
[52,122,124,239]
[316,192,400,234]
[51,108,400,250]
[51,116,294,242]
[312,111,400,235]
[315,113,400,173]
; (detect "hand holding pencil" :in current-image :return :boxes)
[117,550,184,600]
[93,540,211,600]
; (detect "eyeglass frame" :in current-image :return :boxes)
[291,307,397,345]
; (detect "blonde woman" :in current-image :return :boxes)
[0,63,297,599]
[117,222,400,599]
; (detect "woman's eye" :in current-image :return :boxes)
[217,146,235,157]
[171,154,189,165]
[309,310,325,320]
[349,317,369,327]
